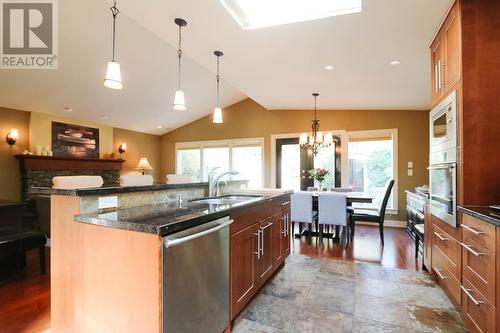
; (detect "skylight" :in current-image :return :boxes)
[219,0,362,30]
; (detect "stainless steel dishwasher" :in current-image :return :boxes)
[163,216,232,333]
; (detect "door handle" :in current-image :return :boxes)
[461,286,484,306]
[254,229,261,259]
[433,231,448,241]
[461,224,485,235]
[460,243,484,257]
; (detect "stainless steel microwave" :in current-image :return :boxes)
[430,91,457,164]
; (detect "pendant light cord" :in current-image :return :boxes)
[110,1,119,62]
[216,55,220,107]
[313,94,317,121]
[177,25,183,89]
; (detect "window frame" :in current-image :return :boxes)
[175,137,265,187]
[346,129,398,214]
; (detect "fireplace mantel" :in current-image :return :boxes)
[15,155,125,171]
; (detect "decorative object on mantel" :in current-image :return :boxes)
[118,142,127,154]
[104,0,123,90]
[135,157,153,175]
[51,121,99,158]
[213,50,224,124]
[173,18,187,111]
[6,128,19,145]
[299,93,333,155]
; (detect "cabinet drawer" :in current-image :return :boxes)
[432,224,461,279]
[462,236,496,305]
[462,278,496,333]
[432,245,461,307]
[461,214,496,253]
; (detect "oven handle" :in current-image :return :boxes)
[427,164,456,170]
[164,219,233,248]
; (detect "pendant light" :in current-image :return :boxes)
[104,1,123,90]
[213,50,224,124]
[173,18,187,110]
[299,93,333,155]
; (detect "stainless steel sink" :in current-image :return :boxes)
[190,194,262,205]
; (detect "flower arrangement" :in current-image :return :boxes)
[308,168,330,183]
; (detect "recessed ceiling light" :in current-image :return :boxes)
[219,0,362,30]
[324,65,334,71]
[98,115,109,120]
[157,125,163,129]
[63,107,73,112]
[390,60,401,66]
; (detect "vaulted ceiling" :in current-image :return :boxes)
[0,0,452,134]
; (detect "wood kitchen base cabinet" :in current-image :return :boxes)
[229,195,291,321]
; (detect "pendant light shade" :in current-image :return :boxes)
[213,107,223,123]
[173,90,186,111]
[104,61,123,89]
[212,50,224,124]
[173,18,187,110]
[104,1,122,90]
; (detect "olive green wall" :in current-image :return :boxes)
[161,98,430,221]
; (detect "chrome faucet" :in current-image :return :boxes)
[208,169,239,197]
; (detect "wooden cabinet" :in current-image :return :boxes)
[229,194,291,321]
[230,222,259,319]
[462,278,496,333]
[430,0,461,107]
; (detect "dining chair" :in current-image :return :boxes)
[291,192,316,237]
[330,187,353,193]
[349,179,395,245]
[318,192,349,242]
[306,187,318,192]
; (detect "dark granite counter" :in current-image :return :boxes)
[75,192,290,236]
[458,206,500,227]
[28,182,208,197]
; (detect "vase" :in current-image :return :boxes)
[318,181,324,191]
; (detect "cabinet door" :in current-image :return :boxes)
[431,37,444,105]
[281,208,291,260]
[443,1,461,92]
[230,222,259,320]
[272,213,283,266]
[256,218,274,287]
[423,204,432,271]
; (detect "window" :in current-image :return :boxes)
[347,130,397,210]
[219,0,362,30]
[314,143,336,189]
[176,138,264,187]
[177,149,201,182]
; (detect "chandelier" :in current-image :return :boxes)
[299,93,333,155]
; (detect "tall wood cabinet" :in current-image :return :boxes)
[229,196,291,321]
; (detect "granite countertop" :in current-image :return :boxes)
[458,206,500,227]
[75,192,291,236]
[28,182,209,197]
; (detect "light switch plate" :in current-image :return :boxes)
[407,161,413,168]
[407,169,414,176]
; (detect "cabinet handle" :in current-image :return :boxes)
[433,231,448,241]
[285,214,289,237]
[254,229,261,259]
[460,243,484,257]
[438,60,442,90]
[281,201,290,206]
[281,214,289,236]
[259,222,273,255]
[434,64,439,93]
[461,224,485,235]
[461,286,484,306]
[433,267,448,280]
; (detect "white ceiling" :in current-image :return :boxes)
[0,0,452,134]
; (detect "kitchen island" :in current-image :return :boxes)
[34,183,291,333]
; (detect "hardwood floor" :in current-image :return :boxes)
[0,225,418,332]
[293,224,423,271]
[0,248,50,333]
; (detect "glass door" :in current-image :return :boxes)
[276,137,341,191]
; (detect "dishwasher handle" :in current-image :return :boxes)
[164,218,233,248]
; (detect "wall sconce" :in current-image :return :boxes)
[118,142,127,154]
[6,129,19,145]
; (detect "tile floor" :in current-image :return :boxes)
[233,254,468,333]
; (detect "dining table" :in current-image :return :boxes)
[295,191,374,239]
